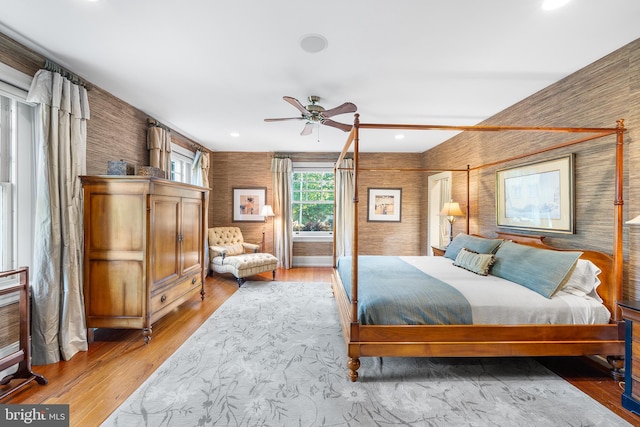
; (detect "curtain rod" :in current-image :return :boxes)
[44,59,91,89]
[273,152,349,161]
[147,118,171,132]
[191,142,207,153]
[147,118,208,153]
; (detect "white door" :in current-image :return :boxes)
[427,172,451,254]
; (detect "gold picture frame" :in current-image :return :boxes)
[496,154,574,234]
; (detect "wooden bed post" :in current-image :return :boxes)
[349,113,361,381]
[351,114,360,325]
[613,119,625,322]
[332,167,337,268]
[466,165,470,234]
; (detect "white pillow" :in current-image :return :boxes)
[560,259,602,302]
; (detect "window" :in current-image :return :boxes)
[0,65,36,273]
[170,144,194,184]
[292,162,334,240]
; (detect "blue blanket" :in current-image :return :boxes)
[336,256,472,325]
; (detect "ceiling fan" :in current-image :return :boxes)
[264,95,357,136]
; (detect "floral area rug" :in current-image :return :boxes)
[102,281,631,426]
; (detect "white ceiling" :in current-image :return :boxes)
[1,0,639,153]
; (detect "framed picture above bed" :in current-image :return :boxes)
[367,188,402,222]
[496,154,575,234]
[232,187,266,222]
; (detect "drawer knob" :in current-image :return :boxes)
[160,294,167,303]
[192,277,197,284]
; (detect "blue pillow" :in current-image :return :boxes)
[491,241,582,299]
[443,233,503,260]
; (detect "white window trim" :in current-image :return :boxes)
[0,182,11,269]
[292,162,334,242]
[291,161,334,171]
[292,231,333,243]
[170,143,195,184]
[0,63,35,273]
[171,143,194,159]
[0,61,32,93]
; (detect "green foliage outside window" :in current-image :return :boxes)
[292,171,334,232]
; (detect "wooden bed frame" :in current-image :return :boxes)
[332,116,627,382]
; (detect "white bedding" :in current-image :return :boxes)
[399,256,611,325]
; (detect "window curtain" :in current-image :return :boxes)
[335,158,354,257]
[191,149,210,188]
[26,69,90,364]
[192,149,211,269]
[271,158,293,269]
[147,125,171,176]
[200,150,210,188]
[192,150,203,186]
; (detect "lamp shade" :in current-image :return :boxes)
[626,214,640,225]
[439,202,464,218]
[260,205,275,217]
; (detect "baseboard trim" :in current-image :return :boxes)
[292,255,332,267]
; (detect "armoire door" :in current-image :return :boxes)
[180,197,203,276]
[85,191,146,323]
[149,195,181,290]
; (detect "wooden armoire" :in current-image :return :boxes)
[80,176,209,343]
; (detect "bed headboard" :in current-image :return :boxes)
[494,232,617,319]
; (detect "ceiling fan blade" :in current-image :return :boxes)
[322,102,357,118]
[321,119,353,132]
[300,122,314,136]
[264,117,305,122]
[283,96,309,116]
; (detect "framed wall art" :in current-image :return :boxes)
[233,187,266,222]
[367,188,402,222]
[496,154,574,234]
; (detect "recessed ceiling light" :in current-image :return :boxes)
[230,132,240,138]
[395,134,405,140]
[300,34,328,53]
[542,0,571,10]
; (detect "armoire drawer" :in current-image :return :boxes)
[150,274,201,314]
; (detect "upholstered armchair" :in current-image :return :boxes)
[208,226,278,286]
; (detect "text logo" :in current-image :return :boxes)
[0,405,69,426]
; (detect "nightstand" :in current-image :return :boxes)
[618,300,640,415]
[431,246,446,257]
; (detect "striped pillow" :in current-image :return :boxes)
[453,248,496,276]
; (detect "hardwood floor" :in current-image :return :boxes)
[2,267,638,426]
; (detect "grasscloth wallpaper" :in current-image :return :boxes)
[1,32,639,297]
[209,152,273,249]
[0,33,200,177]
[423,38,640,299]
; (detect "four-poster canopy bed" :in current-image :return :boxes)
[332,115,627,382]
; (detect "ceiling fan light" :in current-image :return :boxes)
[265,95,355,134]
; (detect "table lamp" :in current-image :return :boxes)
[439,200,465,244]
[260,205,275,251]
